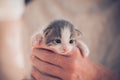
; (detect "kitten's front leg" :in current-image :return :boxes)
[77,40,89,57]
[31,32,43,46]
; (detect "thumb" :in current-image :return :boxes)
[70,47,84,59]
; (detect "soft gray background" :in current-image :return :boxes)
[24,0,120,72]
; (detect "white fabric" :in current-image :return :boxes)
[0,0,24,21]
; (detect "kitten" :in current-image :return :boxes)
[32,20,89,57]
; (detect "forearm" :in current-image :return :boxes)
[94,64,120,80]
[79,58,120,80]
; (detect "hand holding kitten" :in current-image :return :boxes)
[31,20,120,80]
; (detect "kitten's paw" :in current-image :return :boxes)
[31,32,43,46]
[83,46,89,57]
[77,41,90,57]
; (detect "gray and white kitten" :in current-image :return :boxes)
[32,20,89,57]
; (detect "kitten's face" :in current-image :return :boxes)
[43,20,81,55]
[48,27,76,55]
[44,28,78,55]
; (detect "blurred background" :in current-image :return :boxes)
[0,0,120,80]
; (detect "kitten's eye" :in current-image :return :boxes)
[69,40,74,44]
[54,39,61,44]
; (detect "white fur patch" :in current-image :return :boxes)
[61,26,71,45]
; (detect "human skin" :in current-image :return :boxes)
[31,44,120,80]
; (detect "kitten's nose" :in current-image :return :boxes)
[63,48,67,52]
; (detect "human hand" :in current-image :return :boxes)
[31,47,85,80]
[30,44,120,80]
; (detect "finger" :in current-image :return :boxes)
[31,55,70,78]
[32,48,75,67]
[31,75,36,80]
[69,47,82,58]
[32,48,82,70]
[31,67,62,80]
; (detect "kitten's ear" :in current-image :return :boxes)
[31,32,43,46]
[44,28,53,37]
[75,29,82,39]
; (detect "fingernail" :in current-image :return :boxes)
[31,55,35,60]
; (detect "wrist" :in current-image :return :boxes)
[89,61,120,80]
[78,58,120,80]
[95,65,120,80]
